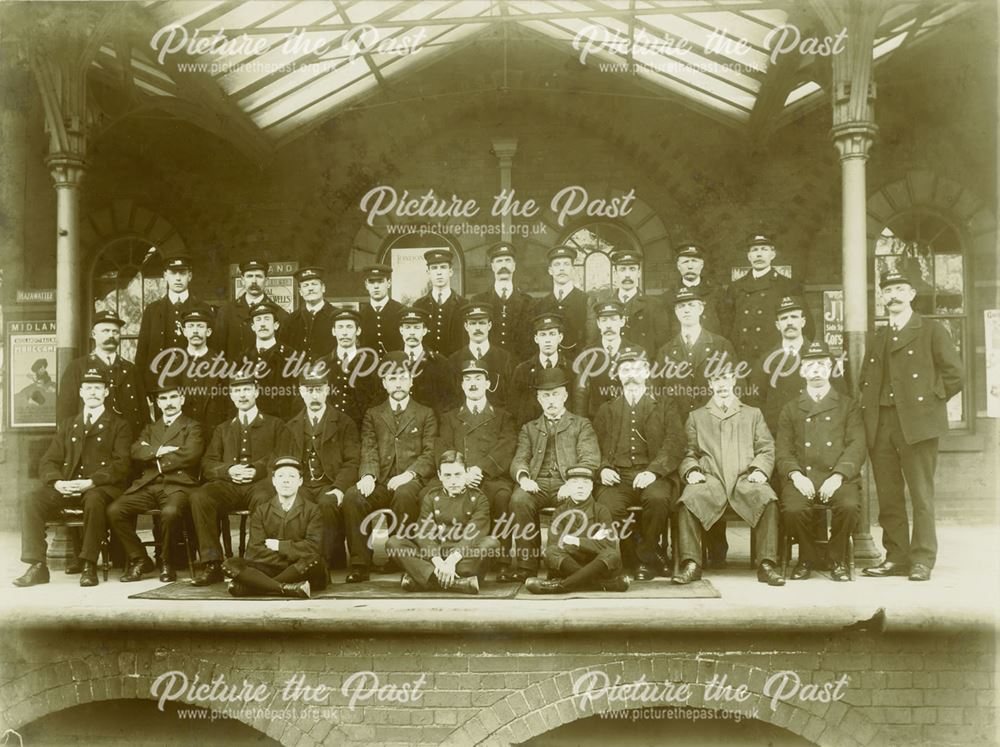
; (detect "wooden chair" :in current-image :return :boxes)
[139,508,195,576]
[780,504,856,581]
[670,506,757,577]
[45,507,111,581]
[219,510,252,559]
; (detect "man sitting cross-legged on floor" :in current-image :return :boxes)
[222,456,326,599]
[525,465,629,594]
[386,450,500,595]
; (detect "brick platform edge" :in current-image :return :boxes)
[0,622,995,746]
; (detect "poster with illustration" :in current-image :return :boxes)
[6,320,57,429]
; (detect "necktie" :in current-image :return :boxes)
[311,415,319,428]
[544,358,552,369]
[408,352,416,365]
[475,346,483,360]
[241,414,249,427]
[436,293,444,306]
[84,413,93,430]
[500,288,508,301]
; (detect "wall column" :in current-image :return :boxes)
[491,137,518,243]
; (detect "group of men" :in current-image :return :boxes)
[14,232,963,596]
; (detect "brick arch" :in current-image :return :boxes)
[80,199,189,272]
[440,656,880,746]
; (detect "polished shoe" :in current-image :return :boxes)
[790,561,813,580]
[524,577,565,595]
[13,563,50,587]
[830,562,851,582]
[400,573,420,592]
[191,562,224,587]
[64,559,83,575]
[671,560,702,585]
[227,580,255,597]
[159,562,177,583]
[345,569,369,584]
[602,574,631,592]
[451,576,480,595]
[862,560,909,578]
[495,567,516,583]
[757,561,786,586]
[280,580,311,599]
[79,562,99,587]
[635,564,660,581]
[908,563,932,582]
[120,556,155,583]
[508,569,531,583]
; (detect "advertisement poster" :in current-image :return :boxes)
[387,245,454,305]
[823,289,844,353]
[6,320,57,429]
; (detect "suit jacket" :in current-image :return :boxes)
[593,393,685,477]
[721,269,812,364]
[749,341,846,434]
[246,494,323,572]
[126,414,204,492]
[448,345,512,409]
[437,402,516,478]
[776,389,866,486]
[585,289,664,356]
[360,399,437,483]
[656,329,737,421]
[39,410,132,490]
[58,353,148,435]
[472,286,536,362]
[135,295,204,390]
[359,299,404,356]
[510,411,600,482]
[281,406,360,492]
[238,342,302,419]
[660,278,725,340]
[414,487,491,553]
[858,312,964,446]
[201,411,289,483]
[509,354,578,427]
[535,286,588,359]
[414,292,467,357]
[214,293,290,361]
[285,302,336,361]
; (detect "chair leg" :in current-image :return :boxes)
[101,534,111,582]
[749,526,757,570]
[848,535,856,581]
[670,513,680,578]
[152,514,163,565]
[220,514,233,558]
[181,524,195,577]
[239,514,249,558]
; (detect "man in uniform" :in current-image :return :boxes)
[285,266,336,361]
[58,310,148,436]
[280,367,360,570]
[575,301,632,419]
[240,301,300,419]
[414,249,466,356]
[136,253,202,392]
[108,380,204,582]
[358,264,404,356]
[341,352,437,582]
[321,308,379,428]
[508,367,600,581]
[176,307,231,435]
[398,306,457,416]
[535,245,588,362]
[214,258,290,361]
[585,250,661,356]
[859,271,964,582]
[472,242,535,362]
[661,243,725,341]
[14,368,132,588]
[189,374,288,586]
[386,451,500,594]
[509,312,578,426]
[594,348,685,580]
[436,359,518,580]
[776,342,865,582]
[448,303,512,408]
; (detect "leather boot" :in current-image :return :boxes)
[80,561,99,587]
[280,581,311,599]
[13,563,50,587]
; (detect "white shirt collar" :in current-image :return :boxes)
[187,345,209,359]
[305,300,326,314]
[603,337,622,356]
[94,350,117,367]
[783,337,804,354]
[807,383,831,402]
[337,345,358,361]
[83,405,105,423]
[391,396,410,412]
[277,494,297,512]
[465,399,487,414]
[162,413,180,427]
[552,281,574,300]
[888,307,913,331]
[432,287,452,304]
[370,298,388,313]
[243,292,263,307]
[469,341,490,357]
[404,345,424,360]
[539,352,558,367]
[680,325,702,343]
[256,337,277,352]
[238,406,259,424]
[308,405,327,424]
[623,386,646,407]
[751,267,770,279]
[494,280,513,296]
[682,277,702,288]
[168,290,189,304]
[618,288,637,304]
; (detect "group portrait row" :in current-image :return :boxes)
[14,233,965,598]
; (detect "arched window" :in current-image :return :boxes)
[560,222,642,292]
[378,230,464,306]
[90,238,166,362]
[874,210,968,428]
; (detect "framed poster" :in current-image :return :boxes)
[6,320,58,430]
[387,245,456,306]
[230,261,299,313]
[730,265,792,282]
[823,290,844,353]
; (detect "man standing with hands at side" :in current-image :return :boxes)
[473,242,535,362]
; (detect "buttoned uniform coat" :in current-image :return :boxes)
[584,289,664,357]
[656,329,737,422]
[238,341,301,419]
[748,342,847,435]
[775,389,867,487]
[285,302,336,361]
[135,295,206,391]
[407,349,459,416]
[58,353,148,435]
[319,348,380,429]
[360,399,437,483]
[214,293,291,362]
[546,496,621,572]
[471,286,536,362]
[200,412,289,483]
[436,402,517,480]
[679,400,777,530]
[40,410,132,495]
[412,487,492,556]
[280,407,360,493]
[534,286,589,359]
[245,494,324,574]
[858,312,965,447]
[660,277,725,341]
[126,414,204,493]
[593,393,686,480]
[509,355,578,427]
[414,292,468,357]
[509,411,601,482]
[721,268,813,365]
[448,344,513,409]
[358,299,404,357]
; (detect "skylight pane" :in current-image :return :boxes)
[873,31,907,61]
[197,2,280,31]
[267,76,381,137]
[688,11,776,47]
[641,14,771,69]
[258,1,338,29]
[251,63,370,128]
[635,65,747,119]
[784,80,820,106]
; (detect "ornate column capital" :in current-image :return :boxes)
[830,122,878,162]
[44,152,87,188]
[490,136,518,165]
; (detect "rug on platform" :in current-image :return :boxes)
[129,577,521,600]
[513,579,720,600]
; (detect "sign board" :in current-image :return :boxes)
[823,290,844,353]
[6,320,57,430]
[16,289,56,304]
[230,261,299,313]
[986,309,1000,418]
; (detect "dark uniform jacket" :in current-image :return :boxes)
[447,345,512,409]
[437,402,517,478]
[136,295,204,390]
[722,268,812,365]
[360,399,437,483]
[214,293,290,362]
[858,312,964,447]
[656,329,737,422]
[414,292,467,357]
[535,286,588,360]
[408,349,458,415]
[472,286,535,362]
[281,406,360,492]
[585,289,664,356]
[776,388,866,487]
[510,411,601,481]
[548,496,620,563]
[509,354,578,427]
[573,343,630,419]
[246,495,324,573]
[285,302,336,361]
[660,278,725,340]
[201,411,288,483]
[177,349,232,435]
[238,341,301,419]
[749,341,846,434]
[414,487,491,554]
[359,299,404,357]
[58,353,148,435]
[593,393,686,477]
[126,414,204,492]
[39,410,132,491]
[319,349,380,428]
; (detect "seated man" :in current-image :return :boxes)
[342,351,437,582]
[672,370,785,587]
[776,341,865,582]
[222,456,326,599]
[108,380,204,583]
[525,465,629,594]
[190,374,288,586]
[386,450,500,594]
[509,367,600,581]
[14,368,132,588]
[594,347,685,580]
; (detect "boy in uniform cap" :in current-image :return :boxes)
[414,249,467,356]
[776,341,865,582]
[534,245,588,361]
[319,307,380,428]
[189,374,290,586]
[58,310,148,435]
[508,367,600,580]
[386,450,500,594]
[278,367,360,570]
[215,258,290,361]
[221,456,326,598]
[109,378,204,583]
[575,300,633,419]
[859,271,964,582]
[285,267,336,360]
[341,351,437,582]
[436,359,518,580]
[448,303,512,408]
[472,242,536,362]
[661,243,725,341]
[509,312,579,426]
[396,305,457,415]
[525,466,629,594]
[358,264,404,356]
[585,250,662,356]
[176,307,232,435]
[14,368,132,588]
[239,301,300,419]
